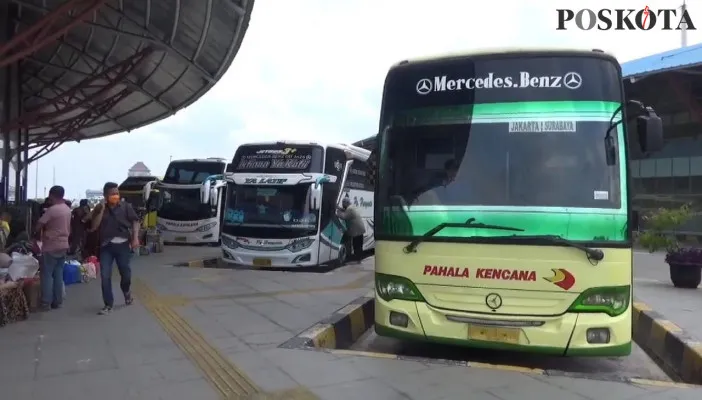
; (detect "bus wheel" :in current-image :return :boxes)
[337,246,347,266]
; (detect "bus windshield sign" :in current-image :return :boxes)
[232,145,322,173]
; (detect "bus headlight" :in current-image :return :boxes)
[221,236,239,249]
[375,273,424,302]
[287,238,314,252]
[156,223,167,232]
[567,285,630,317]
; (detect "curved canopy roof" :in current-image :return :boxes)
[4,0,254,148]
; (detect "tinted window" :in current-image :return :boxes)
[382,120,619,209]
[163,162,225,184]
[157,188,214,221]
[346,160,373,191]
[232,145,324,173]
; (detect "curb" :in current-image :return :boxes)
[280,294,699,389]
[632,301,702,384]
[173,258,220,268]
[280,293,374,350]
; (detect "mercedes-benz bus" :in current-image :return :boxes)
[144,158,227,245]
[371,48,663,356]
[210,141,374,268]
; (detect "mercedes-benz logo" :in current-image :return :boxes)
[563,72,582,90]
[416,78,432,95]
[485,293,503,310]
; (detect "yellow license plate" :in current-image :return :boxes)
[175,236,186,242]
[252,258,272,267]
[468,325,521,344]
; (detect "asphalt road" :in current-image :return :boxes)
[351,329,671,381]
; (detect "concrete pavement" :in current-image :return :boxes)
[1,247,701,399]
[633,251,700,337]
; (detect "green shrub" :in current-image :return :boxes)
[638,204,692,253]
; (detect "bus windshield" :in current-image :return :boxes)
[158,187,214,221]
[121,192,144,210]
[163,161,225,184]
[386,106,620,209]
[222,183,319,239]
[376,54,627,242]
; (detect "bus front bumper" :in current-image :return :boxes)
[374,297,632,356]
[221,247,318,268]
[161,230,217,244]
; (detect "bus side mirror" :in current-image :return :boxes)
[209,187,218,207]
[143,181,153,202]
[201,180,212,204]
[310,184,322,210]
[631,210,640,232]
[637,109,663,153]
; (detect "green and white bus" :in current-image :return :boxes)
[370,48,663,356]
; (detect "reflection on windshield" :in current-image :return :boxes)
[382,107,620,209]
[377,102,627,241]
[224,184,318,229]
[157,188,214,221]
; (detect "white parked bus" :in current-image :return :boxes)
[203,141,374,268]
[144,158,227,245]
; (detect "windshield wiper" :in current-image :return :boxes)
[403,218,524,253]
[502,235,604,262]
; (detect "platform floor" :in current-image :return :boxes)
[1,247,700,400]
[633,250,701,339]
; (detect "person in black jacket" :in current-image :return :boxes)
[89,182,141,315]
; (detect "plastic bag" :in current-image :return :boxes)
[8,253,40,281]
[81,262,97,281]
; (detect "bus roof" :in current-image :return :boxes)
[119,175,159,192]
[389,48,617,69]
[169,158,226,164]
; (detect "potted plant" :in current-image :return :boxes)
[638,204,701,289]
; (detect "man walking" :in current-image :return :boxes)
[89,182,141,315]
[35,186,71,311]
[336,197,366,264]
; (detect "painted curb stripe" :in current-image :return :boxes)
[281,295,700,389]
[632,301,702,385]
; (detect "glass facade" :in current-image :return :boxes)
[630,109,702,233]
[624,60,702,235]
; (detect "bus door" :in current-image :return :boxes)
[321,148,348,263]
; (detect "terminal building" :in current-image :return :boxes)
[624,42,702,233]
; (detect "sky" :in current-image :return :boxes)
[23,0,702,199]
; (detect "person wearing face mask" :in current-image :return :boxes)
[89,182,141,315]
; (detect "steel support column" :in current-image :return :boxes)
[12,60,22,203]
[1,2,15,204]
[21,128,28,201]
